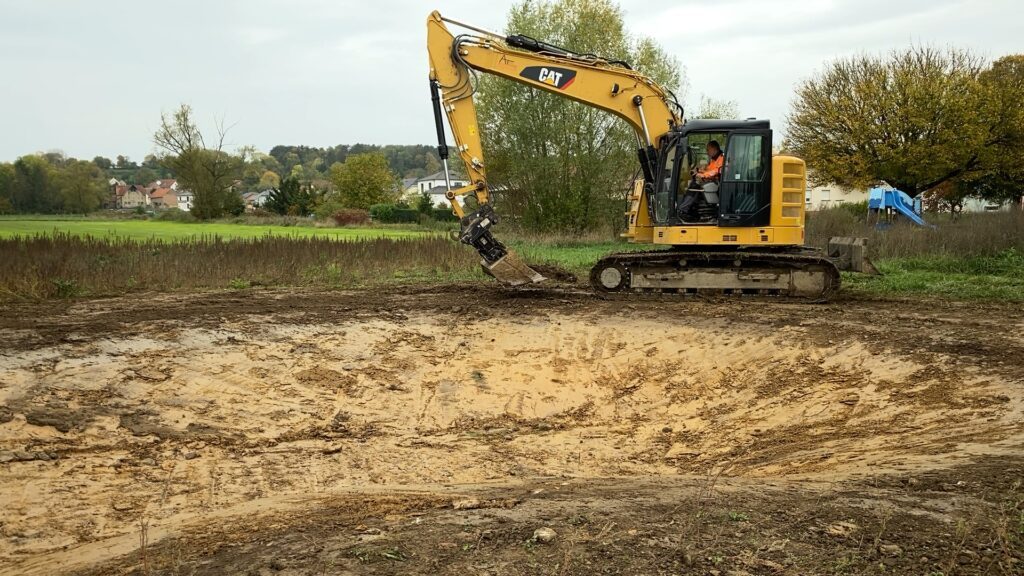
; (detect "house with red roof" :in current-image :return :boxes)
[116,184,151,209]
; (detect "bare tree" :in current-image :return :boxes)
[154,105,242,218]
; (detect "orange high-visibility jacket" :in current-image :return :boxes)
[698,153,724,180]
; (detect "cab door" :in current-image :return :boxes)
[649,134,685,225]
[718,129,771,227]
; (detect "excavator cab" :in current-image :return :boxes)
[652,119,773,228]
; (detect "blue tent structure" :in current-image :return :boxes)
[868,187,934,227]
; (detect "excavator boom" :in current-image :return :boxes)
[426,11,681,286]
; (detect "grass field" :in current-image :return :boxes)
[842,250,1024,301]
[2,213,1023,301]
[0,216,427,241]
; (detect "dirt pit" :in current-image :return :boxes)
[1,287,1022,575]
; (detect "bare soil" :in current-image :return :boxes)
[1,286,1022,575]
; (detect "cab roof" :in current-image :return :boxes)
[674,119,770,134]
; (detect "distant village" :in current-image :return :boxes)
[108,170,472,213]
[110,173,1010,215]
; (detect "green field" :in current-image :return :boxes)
[0,217,427,241]
[2,216,1023,302]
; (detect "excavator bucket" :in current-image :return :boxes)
[482,250,547,286]
[828,237,880,275]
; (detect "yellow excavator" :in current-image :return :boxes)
[426,12,871,299]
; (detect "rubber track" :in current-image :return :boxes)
[589,248,842,301]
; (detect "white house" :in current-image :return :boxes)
[242,190,273,211]
[176,189,194,211]
[805,183,869,211]
[401,171,471,208]
[415,171,468,194]
[149,179,179,191]
[423,185,466,209]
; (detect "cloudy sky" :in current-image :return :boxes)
[0,0,1020,161]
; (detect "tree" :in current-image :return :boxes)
[476,0,684,233]
[11,155,58,213]
[787,47,992,197]
[328,152,398,209]
[142,154,162,169]
[92,156,113,171]
[416,192,434,214]
[266,176,295,215]
[258,170,281,190]
[0,163,14,214]
[922,180,970,216]
[693,95,739,120]
[972,54,1024,206]
[56,160,107,214]
[133,167,158,186]
[153,104,243,219]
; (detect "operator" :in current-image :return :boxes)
[677,140,724,222]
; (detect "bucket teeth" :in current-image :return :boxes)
[482,251,546,286]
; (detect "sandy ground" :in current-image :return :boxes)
[0,285,1022,575]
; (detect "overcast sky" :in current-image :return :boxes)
[0,0,1020,162]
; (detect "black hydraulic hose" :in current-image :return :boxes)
[505,34,571,58]
[506,34,633,69]
[429,80,449,160]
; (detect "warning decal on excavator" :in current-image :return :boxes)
[519,66,576,90]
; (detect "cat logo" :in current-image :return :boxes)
[519,66,577,90]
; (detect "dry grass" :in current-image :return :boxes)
[3,210,1022,301]
[806,209,1024,259]
[0,233,480,300]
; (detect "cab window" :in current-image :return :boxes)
[687,132,728,174]
[725,134,765,181]
[653,144,676,223]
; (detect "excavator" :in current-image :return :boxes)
[426,11,871,299]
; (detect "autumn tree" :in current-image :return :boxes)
[787,47,998,197]
[259,170,281,190]
[328,152,398,210]
[970,54,1024,206]
[154,104,243,219]
[56,160,108,213]
[476,0,685,233]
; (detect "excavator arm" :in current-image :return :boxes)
[426,11,682,285]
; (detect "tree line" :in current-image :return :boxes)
[0,154,110,214]
[152,105,415,219]
[0,122,447,217]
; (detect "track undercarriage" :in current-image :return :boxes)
[589,248,842,300]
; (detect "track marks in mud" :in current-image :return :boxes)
[2,303,1023,570]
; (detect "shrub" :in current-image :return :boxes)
[370,204,419,223]
[432,207,459,222]
[837,200,869,220]
[368,204,459,224]
[314,197,346,220]
[156,208,197,223]
[52,278,81,298]
[332,209,370,226]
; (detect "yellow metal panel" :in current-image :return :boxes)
[771,155,806,229]
[650,225,800,247]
